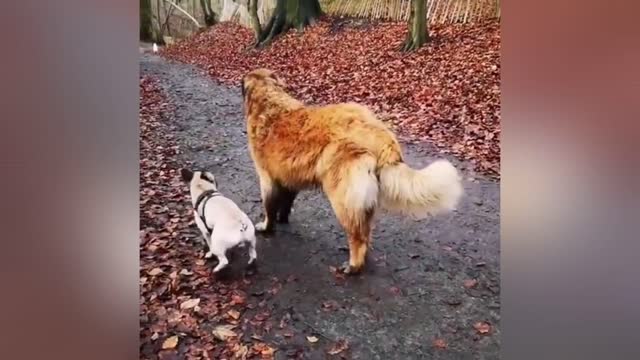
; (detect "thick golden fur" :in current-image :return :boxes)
[242,68,463,274]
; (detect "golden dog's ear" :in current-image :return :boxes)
[242,73,258,99]
[269,71,286,87]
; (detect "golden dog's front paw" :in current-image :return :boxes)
[255,219,274,233]
[340,261,363,275]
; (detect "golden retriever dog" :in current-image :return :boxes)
[241,68,463,274]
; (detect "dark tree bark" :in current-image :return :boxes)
[140,0,154,41]
[402,0,429,52]
[249,0,262,43]
[256,0,322,47]
[200,0,217,26]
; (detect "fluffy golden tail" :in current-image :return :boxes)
[378,159,463,218]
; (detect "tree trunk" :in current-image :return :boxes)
[200,0,217,26]
[256,0,322,47]
[402,0,429,52]
[249,0,261,43]
[140,0,154,41]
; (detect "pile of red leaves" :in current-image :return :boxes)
[163,18,500,177]
[140,76,283,359]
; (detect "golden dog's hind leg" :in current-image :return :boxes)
[324,180,375,274]
[342,209,373,274]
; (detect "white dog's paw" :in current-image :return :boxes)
[255,220,268,232]
[204,251,214,259]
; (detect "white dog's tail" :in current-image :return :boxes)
[378,159,463,219]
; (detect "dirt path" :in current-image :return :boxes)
[141,54,500,359]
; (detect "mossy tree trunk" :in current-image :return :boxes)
[256,0,322,47]
[200,0,217,26]
[402,0,429,52]
[140,0,154,41]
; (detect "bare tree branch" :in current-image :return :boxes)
[163,0,201,28]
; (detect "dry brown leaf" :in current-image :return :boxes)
[388,286,401,296]
[463,279,478,289]
[261,346,276,356]
[227,309,241,319]
[179,268,193,276]
[306,336,319,343]
[162,335,179,349]
[473,321,491,334]
[230,294,245,305]
[148,267,163,276]
[235,344,249,359]
[212,324,237,341]
[432,338,447,349]
[327,339,349,355]
[180,298,200,310]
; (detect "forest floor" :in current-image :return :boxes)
[139,33,500,358]
[162,19,500,178]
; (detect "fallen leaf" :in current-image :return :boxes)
[327,339,349,355]
[212,324,237,341]
[148,267,163,276]
[260,345,276,356]
[179,268,193,275]
[162,335,179,349]
[180,298,200,310]
[230,294,245,305]
[151,332,159,341]
[227,309,241,319]
[432,338,448,349]
[473,321,491,334]
[306,336,319,343]
[463,279,478,289]
[236,344,249,359]
[321,300,338,311]
[389,286,401,295]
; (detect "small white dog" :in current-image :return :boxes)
[180,169,257,274]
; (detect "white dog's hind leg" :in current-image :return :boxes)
[207,238,229,273]
[211,252,229,273]
[203,233,213,257]
[247,232,257,265]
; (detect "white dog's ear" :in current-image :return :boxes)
[201,171,218,188]
[180,168,194,182]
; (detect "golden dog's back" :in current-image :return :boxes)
[251,101,402,190]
